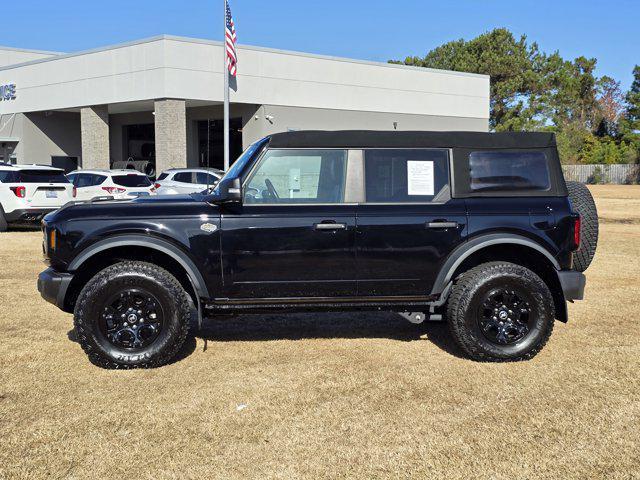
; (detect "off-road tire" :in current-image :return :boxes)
[0,205,7,232]
[447,262,555,362]
[74,261,191,369]
[566,181,598,272]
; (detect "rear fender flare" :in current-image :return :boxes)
[432,233,562,297]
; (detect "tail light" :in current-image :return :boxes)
[10,186,26,198]
[573,215,581,250]
[154,183,161,189]
[102,186,126,194]
[72,186,77,198]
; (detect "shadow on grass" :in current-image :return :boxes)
[67,312,465,363]
[196,311,465,358]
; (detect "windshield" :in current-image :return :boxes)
[218,138,269,183]
[112,174,152,187]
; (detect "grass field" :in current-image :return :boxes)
[1,185,639,479]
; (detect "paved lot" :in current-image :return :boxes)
[0,185,639,479]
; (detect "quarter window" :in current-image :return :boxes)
[195,172,219,185]
[469,150,551,192]
[244,149,347,204]
[364,149,449,203]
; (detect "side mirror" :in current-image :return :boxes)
[205,177,242,204]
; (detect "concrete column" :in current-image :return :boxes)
[154,99,187,173]
[80,105,110,169]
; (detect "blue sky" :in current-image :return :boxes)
[4,0,639,89]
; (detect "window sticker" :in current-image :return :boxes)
[407,161,434,196]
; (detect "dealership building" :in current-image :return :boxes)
[0,35,489,174]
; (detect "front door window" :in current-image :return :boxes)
[244,149,347,204]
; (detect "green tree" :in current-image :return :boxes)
[391,28,546,131]
[619,65,640,151]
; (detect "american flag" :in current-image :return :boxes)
[225,1,237,76]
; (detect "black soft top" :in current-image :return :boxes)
[268,130,556,150]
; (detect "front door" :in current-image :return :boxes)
[220,148,357,298]
[356,148,467,297]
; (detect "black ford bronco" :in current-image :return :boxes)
[38,131,598,368]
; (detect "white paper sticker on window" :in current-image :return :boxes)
[407,161,434,196]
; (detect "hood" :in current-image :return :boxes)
[44,193,215,224]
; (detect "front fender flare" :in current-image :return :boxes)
[68,235,210,299]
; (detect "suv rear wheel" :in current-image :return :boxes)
[446,262,554,362]
[74,261,191,369]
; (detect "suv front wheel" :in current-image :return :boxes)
[446,262,554,362]
[74,261,191,369]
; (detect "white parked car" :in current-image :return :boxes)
[66,169,156,201]
[0,163,74,231]
[154,168,224,195]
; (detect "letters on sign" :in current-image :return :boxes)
[0,83,16,101]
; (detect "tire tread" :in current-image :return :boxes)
[74,261,191,369]
[447,261,554,362]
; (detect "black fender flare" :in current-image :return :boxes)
[68,235,210,299]
[431,233,561,296]
[431,233,567,321]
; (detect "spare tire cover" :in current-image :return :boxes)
[566,181,599,272]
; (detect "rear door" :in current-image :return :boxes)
[220,148,357,298]
[356,149,467,296]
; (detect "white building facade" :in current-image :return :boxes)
[0,35,490,174]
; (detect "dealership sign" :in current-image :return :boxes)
[0,83,16,101]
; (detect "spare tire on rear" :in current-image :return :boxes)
[566,181,598,272]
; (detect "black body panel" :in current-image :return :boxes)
[220,204,357,298]
[38,130,584,320]
[355,201,467,296]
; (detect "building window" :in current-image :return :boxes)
[197,118,243,170]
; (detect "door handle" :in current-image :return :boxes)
[427,221,459,229]
[314,222,347,231]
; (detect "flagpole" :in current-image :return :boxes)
[223,0,230,171]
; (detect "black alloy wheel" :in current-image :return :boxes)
[477,288,532,345]
[100,289,164,350]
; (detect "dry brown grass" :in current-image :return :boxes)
[1,186,639,479]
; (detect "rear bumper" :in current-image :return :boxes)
[37,267,73,310]
[558,270,586,301]
[5,208,58,223]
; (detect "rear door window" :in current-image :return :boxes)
[469,151,550,192]
[112,174,152,187]
[195,172,218,185]
[173,172,196,184]
[364,149,449,203]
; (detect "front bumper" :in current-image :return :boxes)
[5,208,58,223]
[557,270,586,301]
[37,267,73,310]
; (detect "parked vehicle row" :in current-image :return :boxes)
[1,166,224,230]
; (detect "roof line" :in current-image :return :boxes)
[0,34,489,80]
[0,45,63,55]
